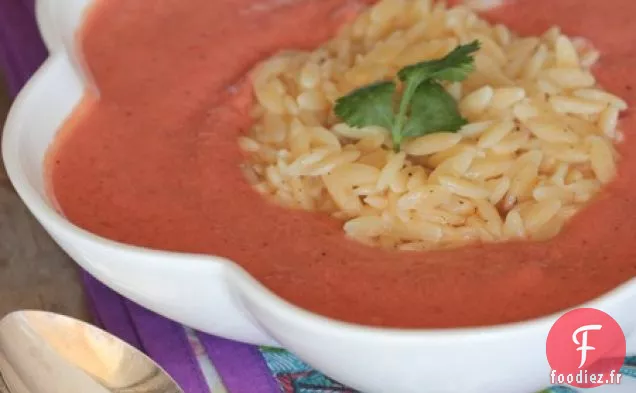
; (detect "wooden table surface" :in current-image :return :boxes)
[0,75,89,321]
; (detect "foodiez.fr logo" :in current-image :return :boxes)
[546,308,626,388]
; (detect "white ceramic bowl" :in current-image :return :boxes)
[3,1,636,392]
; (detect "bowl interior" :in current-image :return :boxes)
[13,60,83,205]
[6,0,98,209]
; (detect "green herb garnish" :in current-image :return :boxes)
[334,40,481,152]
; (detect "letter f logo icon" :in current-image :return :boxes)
[572,324,603,368]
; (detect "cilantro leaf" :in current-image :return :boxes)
[391,73,428,149]
[334,81,396,130]
[333,40,480,151]
[402,81,468,137]
[389,41,479,150]
[397,40,481,83]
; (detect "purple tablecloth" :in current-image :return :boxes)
[0,0,45,96]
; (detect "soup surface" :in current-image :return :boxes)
[49,0,636,328]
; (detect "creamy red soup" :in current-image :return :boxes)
[49,0,636,328]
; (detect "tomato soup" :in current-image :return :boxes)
[48,0,636,328]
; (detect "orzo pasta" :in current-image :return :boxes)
[239,0,627,250]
